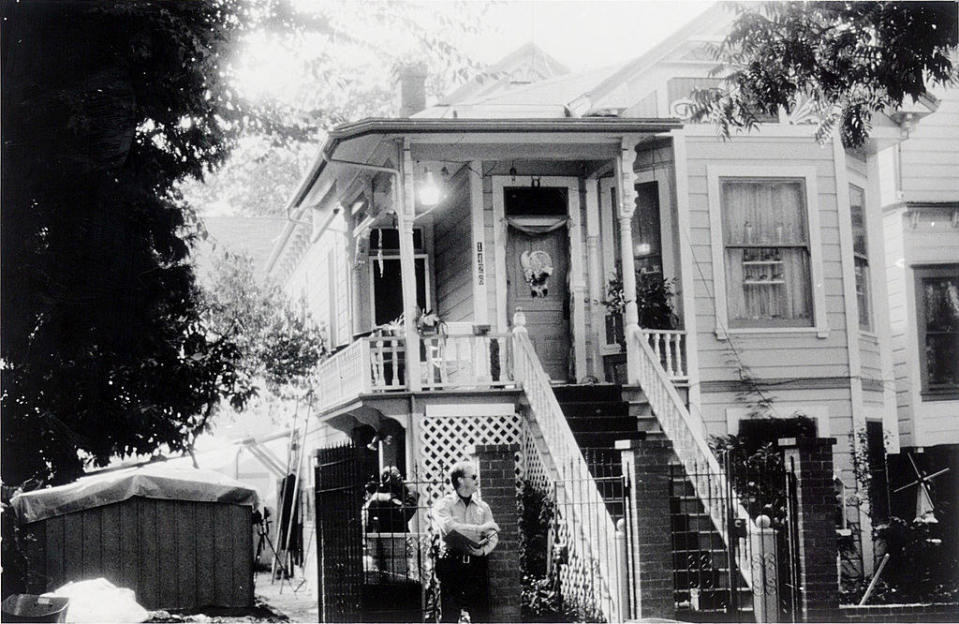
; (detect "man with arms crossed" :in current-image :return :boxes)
[432,461,500,622]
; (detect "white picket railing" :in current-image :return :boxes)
[513,326,625,623]
[315,339,371,410]
[641,329,688,382]
[420,333,513,390]
[313,333,519,409]
[629,328,754,590]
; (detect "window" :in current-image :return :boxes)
[915,265,959,398]
[721,178,813,327]
[632,181,662,276]
[849,185,872,330]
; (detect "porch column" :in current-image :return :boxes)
[585,177,605,380]
[400,140,422,391]
[615,138,640,384]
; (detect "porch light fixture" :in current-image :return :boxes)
[509,162,517,182]
[418,167,441,207]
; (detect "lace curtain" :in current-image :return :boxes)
[722,180,812,325]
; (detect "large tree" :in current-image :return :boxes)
[691,2,958,147]
[0,0,256,485]
[0,0,486,486]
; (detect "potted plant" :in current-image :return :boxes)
[602,272,678,350]
[415,308,445,337]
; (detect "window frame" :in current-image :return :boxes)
[913,264,959,400]
[848,182,873,332]
[707,165,828,339]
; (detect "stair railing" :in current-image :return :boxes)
[629,327,755,590]
[512,313,626,622]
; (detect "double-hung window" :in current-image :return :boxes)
[915,265,959,399]
[849,184,872,331]
[721,178,813,327]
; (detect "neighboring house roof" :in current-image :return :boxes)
[441,42,570,106]
[195,215,289,284]
[419,3,729,120]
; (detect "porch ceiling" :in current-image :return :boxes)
[288,117,681,214]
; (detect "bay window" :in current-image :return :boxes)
[915,265,959,398]
[721,178,813,327]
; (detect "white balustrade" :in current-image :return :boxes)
[641,329,688,382]
[420,333,513,390]
[629,328,754,590]
[513,321,625,623]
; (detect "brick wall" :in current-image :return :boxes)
[617,437,674,620]
[781,437,839,623]
[473,443,521,623]
[841,603,959,622]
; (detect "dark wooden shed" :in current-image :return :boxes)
[12,467,257,611]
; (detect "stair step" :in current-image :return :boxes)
[572,431,645,447]
[563,415,636,432]
[635,417,663,432]
[552,383,622,403]
[559,401,630,418]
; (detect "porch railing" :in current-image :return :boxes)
[313,333,517,410]
[420,333,513,390]
[629,328,754,590]
[513,323,625,623]
[641,329,688,382]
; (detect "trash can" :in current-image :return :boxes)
[1,594,70,623]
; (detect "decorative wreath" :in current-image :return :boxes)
[520,250,554,297]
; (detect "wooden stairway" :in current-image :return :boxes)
[552,384,643,520]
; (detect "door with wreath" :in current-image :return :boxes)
[505,201,570,381]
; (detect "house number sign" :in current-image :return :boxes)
[476,242,485,285]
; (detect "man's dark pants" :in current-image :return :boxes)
[436,553,490,622]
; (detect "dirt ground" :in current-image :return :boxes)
[145,570,317,623]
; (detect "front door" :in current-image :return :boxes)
[507,225,570,381]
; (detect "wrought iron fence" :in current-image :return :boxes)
[669,452,802,622]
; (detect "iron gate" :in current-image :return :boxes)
[546,449,632,622]
[314,443,366,623]
[669,452,802,622]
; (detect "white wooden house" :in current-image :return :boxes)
[264,5,957,616]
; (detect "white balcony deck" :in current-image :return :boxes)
[312,328,688,413]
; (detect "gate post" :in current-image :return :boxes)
[750,515,779,623]
[616,438,674,620]
[473,443,522,623]
[779,437,838,623]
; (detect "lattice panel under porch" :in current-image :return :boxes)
[524,414,607,620]
[413,410,523,504]
[522,422,550,495]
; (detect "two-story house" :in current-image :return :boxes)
[264,5,956,620]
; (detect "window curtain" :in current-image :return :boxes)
[722,180,812,324]
[922,276,959,388]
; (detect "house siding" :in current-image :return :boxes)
[686,136,850,381]
[884,208,914,445]
[902,208,959,447]
[684,133,856,480]
[899,88,959,204]
[434,177,474,324]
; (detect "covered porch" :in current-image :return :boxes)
[274,118,689,414]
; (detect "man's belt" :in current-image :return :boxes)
[442,552,485,564]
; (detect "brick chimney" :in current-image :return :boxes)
[395,62,427,117]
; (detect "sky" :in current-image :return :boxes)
[462,1,713,72]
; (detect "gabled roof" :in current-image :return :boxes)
[441,42,570,106]
[419,3,727,120]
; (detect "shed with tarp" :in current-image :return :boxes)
[11,465,258,611]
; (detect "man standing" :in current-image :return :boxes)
[432,461,500,623]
